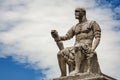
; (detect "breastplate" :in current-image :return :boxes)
[74,21,92,34]
[74,21,94,41]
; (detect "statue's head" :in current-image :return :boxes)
[75,7,86,19]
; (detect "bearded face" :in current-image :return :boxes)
[75,8,86,19]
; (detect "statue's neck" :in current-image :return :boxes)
[79,15,87,23]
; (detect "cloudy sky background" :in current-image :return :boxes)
[0,0,120,80]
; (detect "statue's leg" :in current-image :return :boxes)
[74,51,82,72]
[86,57,91,73]
[69,47,83,75]
[68,62,75,73]
[57,51,66,76]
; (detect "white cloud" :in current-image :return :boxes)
[0,0,120,79]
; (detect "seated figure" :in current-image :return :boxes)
[51,7,101,77]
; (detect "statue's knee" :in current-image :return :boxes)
[57,51,62,57]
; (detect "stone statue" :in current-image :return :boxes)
[51,7,101,77]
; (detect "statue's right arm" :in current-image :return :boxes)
[60,26,75,41]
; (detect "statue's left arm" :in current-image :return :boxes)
[91,21,101,52]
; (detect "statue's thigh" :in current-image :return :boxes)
[61,47,75,64]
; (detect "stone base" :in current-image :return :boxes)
[53,73,116,80]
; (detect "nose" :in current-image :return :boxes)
[75,12,79,16]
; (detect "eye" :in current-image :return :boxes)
[75,10,79,12]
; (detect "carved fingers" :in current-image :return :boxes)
[51,30,61,42]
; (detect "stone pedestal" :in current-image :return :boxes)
[53,73,116,80]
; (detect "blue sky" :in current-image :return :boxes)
[0,56,45,80]
[0,0,120,80]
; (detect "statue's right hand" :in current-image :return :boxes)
[51,30,61,42]
[51,30,57,38]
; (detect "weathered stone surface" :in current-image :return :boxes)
[51,7,102,77]
[53,73,117,80]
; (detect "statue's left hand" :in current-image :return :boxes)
[87,48,94,53]
[86,48,94,59]
[87,53,94,59]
